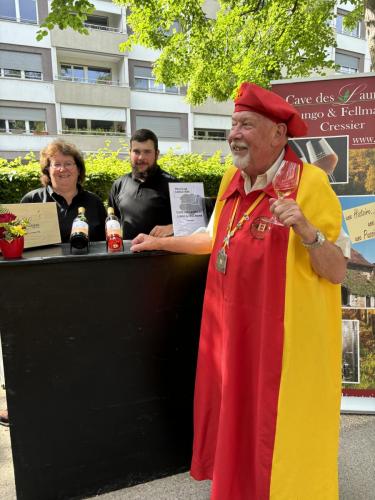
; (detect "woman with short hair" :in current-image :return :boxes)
[21,139,106,242]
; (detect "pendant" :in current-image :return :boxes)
[216,248,227,274]
[250,216,271,240]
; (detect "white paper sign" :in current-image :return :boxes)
[169,183,207,236]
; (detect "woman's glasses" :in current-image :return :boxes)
[49,161,76,170]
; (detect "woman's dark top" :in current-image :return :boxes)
[21,185,106,243]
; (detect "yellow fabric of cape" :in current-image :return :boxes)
[211,165,238,244]
[270,163,342,500]
[212,163,343,499]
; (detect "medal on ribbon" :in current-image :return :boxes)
[216,192,266,274]
[216,248,228,274]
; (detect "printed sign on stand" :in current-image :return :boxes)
[169,183,207,236]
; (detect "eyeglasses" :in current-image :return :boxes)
[50,161,76,170]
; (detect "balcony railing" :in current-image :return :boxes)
[62,129,126,136]
[55,75,126,87]
[84,22,122,33]
[193,136,226,141]
[0,15,38,24]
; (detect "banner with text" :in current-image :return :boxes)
[273,75,375,409]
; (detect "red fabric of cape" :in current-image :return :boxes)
[191,152,302,500]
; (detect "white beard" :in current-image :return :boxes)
[232,151,250,171]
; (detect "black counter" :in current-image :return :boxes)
[0,242,209,500]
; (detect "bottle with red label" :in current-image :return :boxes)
[105,207,123,253]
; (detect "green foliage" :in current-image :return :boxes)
[82,142,131,201]
[36,0,94,41]
[341,0,366,29]
[334,149,375,196]
[158,149,226,196]
[121,0,339,103]
[33,0,359,104]
[0,145,229,204]
[0,153,41,203]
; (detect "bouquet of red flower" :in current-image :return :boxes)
[0,205,29,242]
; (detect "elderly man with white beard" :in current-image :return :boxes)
[131,82,348,500]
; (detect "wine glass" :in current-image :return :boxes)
[250,160,299,238]
[306,138,338,183]
[269,160,300,226]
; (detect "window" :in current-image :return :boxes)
[136,115,181,138]
[8,120,26,133]
[0,0,37,23]
[83,15,120,32]
[60,64,113,85]
[336,12,360,38]
[1,68,42,80]
[132,111,188,140]
[335,52,360,74]
[84,15,108,28]
[62,118,125,135]
[0,107,46,134]
[3,68,21,78]
[19,0,37,23]
[133,66,179,94]
[0,51,43,80]
[88,67,111,84]
[29,121,46,133]
[1,119,47,134]
[194,128,227,141]
[25,70,42,80]
[60,64,85,82]
[0,0,16,21]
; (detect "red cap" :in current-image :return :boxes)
[234,82,307,137]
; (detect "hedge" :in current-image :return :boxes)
[0,145,232,204]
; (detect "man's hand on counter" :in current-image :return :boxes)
[131,234,162,252]
[131,232,212,255]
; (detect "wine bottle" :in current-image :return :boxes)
[70,206,89,252]
[105,207,123,253]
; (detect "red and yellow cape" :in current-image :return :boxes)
[191,151,342,500]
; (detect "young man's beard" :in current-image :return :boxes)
[131,163,159,182]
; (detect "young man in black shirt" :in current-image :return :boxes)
[108,129,176,240]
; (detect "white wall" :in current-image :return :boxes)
[193,115,232,129]
[130,91,189,113]
[91,0,122,15]
[128,46,160,62]
[0,20,51,48]
[0,79,55,103]
[60,104,126,121]
[0,133,51,152]
[337,34,368,54]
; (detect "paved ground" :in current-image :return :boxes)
[1,387,374,500]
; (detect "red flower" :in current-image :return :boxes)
[0,213,16,224]
[0,212,17,239]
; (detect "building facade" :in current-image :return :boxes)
[0,0,371,160]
